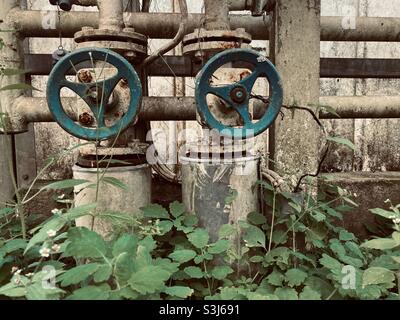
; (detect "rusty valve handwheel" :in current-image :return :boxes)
[47,48,142,141]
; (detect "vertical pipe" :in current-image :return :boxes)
[97,0,124,30]
[0,0,25,204]
[204,0,230,30]
[269,0,322,189]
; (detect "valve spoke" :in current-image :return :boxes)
[206,84,235,106]
[234,105,253,127]
[95,73,121,105]
[60,80,89,100]
[238,69,261,93]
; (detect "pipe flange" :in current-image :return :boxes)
[182,28,252,60]
[74,27,148,61]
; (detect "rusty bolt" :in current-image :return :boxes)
[124,51,137,60]
[120,78,128,87]
[77,70,93,83]
[79,112,94,126]
[81,26,94,32]
[193,51,205,64]
[123,27,136,33]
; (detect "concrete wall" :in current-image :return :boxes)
[27,0,400,182]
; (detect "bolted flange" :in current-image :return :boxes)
[182,28,252,61]
[74,27,148,63]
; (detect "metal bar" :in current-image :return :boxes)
[24,54,400,79]
[9,9,400,42]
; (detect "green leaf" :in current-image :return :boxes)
[1,239,27,254]
[112,234,138,257]
[141,204,170,220]
[243,225,266,248]
[299,286,321,300]
[93,264,113,283]
[168,250,197,264]
[0,284,26,298]
[218,224,236,239]
[310,209,326,222]
[339,230,356,241]
[319,104,340,118]
[392,256,400,264]
[266,269,285,286]
[0,83,39,91]
[361,238,400,250]
[208,240,230,254]
[327,136,356,150]
[285,268,308,287]
[42,179,89,190]
[68,285,110,300]
[369,208,398,220]
[64,203,97,220]
[164,286,194,299]
[184,266,204,279]
[102,176,128,191]
[114,253,135,284]
[65,228,107,259]
[169,202,186,218]
[129,266,171,295]
[272,230,288,245]
[158,220,174,235]
[0,207,14,218]
[211,266,234,280]
[247,212,267,225]
[362,267,395,288]
[25,216,66,253]
[188,229,209,249]
[274,288,298,300]
[225,189,238,205]
[58,263,99,287]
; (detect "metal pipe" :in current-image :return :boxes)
[73,0,97,6]
[97,0,123,30]
[141,0,151,12]
[204,0,230,30]
[141,0,188,67]
[319,96,400,119]
[9,9,400,42]
[12,96,400,125]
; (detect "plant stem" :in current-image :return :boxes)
[267,191,276,253]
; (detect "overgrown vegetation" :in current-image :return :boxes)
[0,42,399,301]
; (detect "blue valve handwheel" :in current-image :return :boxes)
[195,48,283,139]
[47,48,142,141]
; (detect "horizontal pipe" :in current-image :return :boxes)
[25,54,400,79]
[73,0,97,6]
[319,96,400,119]
[9,9,400,42]
[13,96,400,127]
[9,10,268,40]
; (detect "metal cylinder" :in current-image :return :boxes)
[73,164,151,239]
[97,0,124,30]
[181,153,260,242]
[204,0,230,30]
